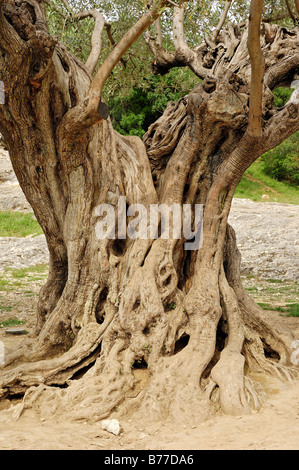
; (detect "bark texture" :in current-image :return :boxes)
[0,0,298,424]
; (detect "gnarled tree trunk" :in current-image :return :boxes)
[0,0,298,424]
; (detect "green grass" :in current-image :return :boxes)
[0,211,43,237]
[283,303,299,317]
[0,304,13,313]
[0,317,25,328]
[257,302,299,317]
[5,265,48,278]
[235,160,299,204]
[0,265,48,292]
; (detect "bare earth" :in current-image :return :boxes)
[0,368,298,450]
[0,283,298,451]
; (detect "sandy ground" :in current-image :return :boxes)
[0,308,298,451]
[0,255,298,451]
[0,376,298,450]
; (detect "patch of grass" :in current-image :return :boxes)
[257,302,299,317]
[262,285,296,294]
[0,279,10,290]
[242,276,298,307]
[0,211,43,237]
[165,302,176,311]
[0,304,13,313]
[8,268,28,279]
[0,317,25,328]
[6,264,48,279]
[283,303,299,317]
[245,286,258,292]
[235,160,299,204]
[257,302,285,312]
[0,264,48,293]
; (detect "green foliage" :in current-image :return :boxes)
[260,132,299,185]
[45,2,298,190]
[235,159,299,204]
[165,301,176,311]
[236,86,299,197]
[257,302,299,317]
[273,87,294,107]
[108,68,199,137]
[0,317,25,327]
[285,303,299,317]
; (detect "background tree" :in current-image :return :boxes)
[0,0,298,423]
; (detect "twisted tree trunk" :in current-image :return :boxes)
[0,0,298,424]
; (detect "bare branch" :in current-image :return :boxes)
[105,24,127,68]
[155,18,163,46]
[61,0,72,14]
[263,100,299,153]
[285,0,298,23]
[144,3,212,79]
[91,8,159,97]
[165,0,180,7]
[262,13,289,23]
[167,5,209,77]
[211,0,232,43]
[296,0,299,15]
[41,0,68,19]
[74,10,106,74]
[62,6,160,132]
[173,4,188,51]
[247,0,265,137]
[265,52,299,90]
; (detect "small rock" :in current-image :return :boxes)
[102,419,121,436]
[5,328,28,335]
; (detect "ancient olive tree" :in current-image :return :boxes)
[0,0,298,423]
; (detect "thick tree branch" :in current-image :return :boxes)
[285,0,298,24]
[105,24,127,68]
[61,6,160,133]
[61,0,72,14]
[263,100,299,152]
[74,10,106,75]
[171,5,209,77]
[173,4,186,50]
[90,8,159,107]
[265,52,299,90]
[0,1,26,62]
[211,0,232,43]
[42,0,67,18]
[247,0,265,137]
[155,17,163,46]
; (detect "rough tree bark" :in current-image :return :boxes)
[0,0,298,424]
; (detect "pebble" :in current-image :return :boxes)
[101,419,121,436]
